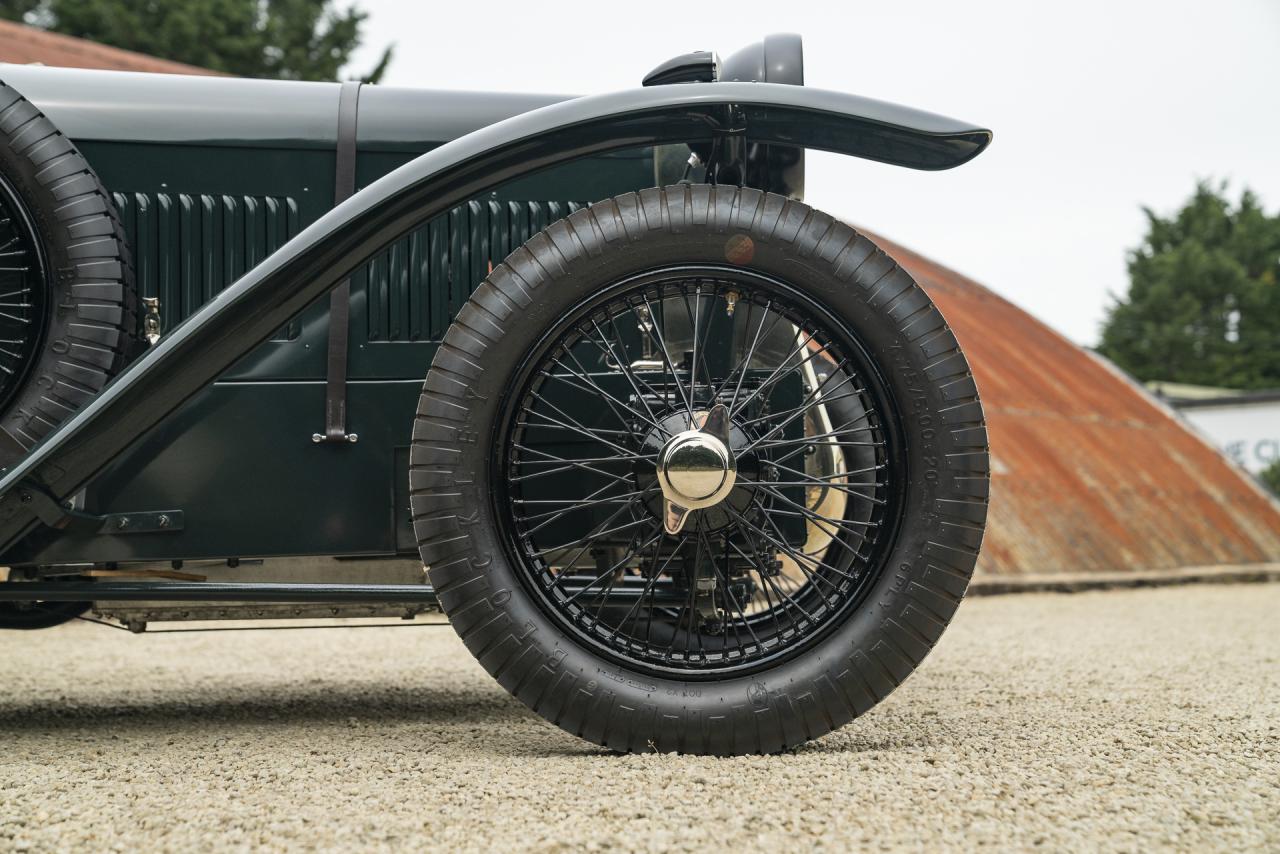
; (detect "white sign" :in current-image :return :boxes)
[1179,400,1280,474]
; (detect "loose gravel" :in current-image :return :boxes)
[1,583,1276,852]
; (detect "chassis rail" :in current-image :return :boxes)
[0,580,692,606]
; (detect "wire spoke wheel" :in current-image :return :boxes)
[0,175,47,412]
[414,186,988,754]
[496,268,902,677]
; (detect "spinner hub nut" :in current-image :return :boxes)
[657,430,737,509]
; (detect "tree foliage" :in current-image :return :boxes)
[1,0,393,82]
[1099,182,1280,390]
[1261,459,1280,498]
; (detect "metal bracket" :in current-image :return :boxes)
[704,104,749,186]
[96,510,183,535]
[14,482,182,535]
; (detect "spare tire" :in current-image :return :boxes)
[0,80,136,466]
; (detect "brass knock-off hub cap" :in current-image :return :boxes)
[656,404,737,535]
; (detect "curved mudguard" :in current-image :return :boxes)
[0,81,990,552]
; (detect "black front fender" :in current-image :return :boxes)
[0,81,991,551]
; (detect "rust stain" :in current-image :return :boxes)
[864,230,1280,577]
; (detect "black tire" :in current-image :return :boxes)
[0,80,136,466]
[0,600,88,630]
[411,185,989,755]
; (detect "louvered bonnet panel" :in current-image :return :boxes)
[358,199,584,343]
[113,192,300,332]
[114,192,584,345]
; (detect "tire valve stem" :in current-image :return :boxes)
[724,290,739,317]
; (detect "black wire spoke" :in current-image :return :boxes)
[678,518,709,662]
[594,314,674,420]
[517,484,651,529]
[543,501,651,588]
[739,471,886,503]
[724,532,821,625]
[0,183,44,403]
[739,363,858,432]
[724,501,860,586]
[698,525,763,650]
[723,299,786,410]
[738,371,864,455]
[740,495,872,567]
[516,408,639,456]
[636,293,695,420]
[609,533,684,643]
[558,334,670,435]
[582,316,665,421]
[563,526,664,606]
[754,437,886,451]
[771,461,885,482]
[509,444,638,486]
[564,348,665,435]
[711,295,756,404]
[767,437,883,468]
[735,387,867,428]
[728,330,831,418]
[534,503,652,561]
[512,445,654,466]
[523,388,636,438]
[752,504,862,591]
[745,477,879,528]
[742,535,790,643]
[753,479,886,503]
[542,362,659,436]
[678,282,718,395]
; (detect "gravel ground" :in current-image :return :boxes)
[1,583,1276,852]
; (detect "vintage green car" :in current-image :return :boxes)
[0,35,991,754]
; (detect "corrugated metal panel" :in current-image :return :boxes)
[866,230,1280,577]
[358,199,583,342]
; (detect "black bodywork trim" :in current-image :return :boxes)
[0,82,991,557]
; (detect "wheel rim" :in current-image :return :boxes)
[0,173,49,413]
[494,266,905,678]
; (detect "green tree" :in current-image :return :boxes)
[1099,182,1280,390]
[1261,459,1280,498]
[1,0,393,82]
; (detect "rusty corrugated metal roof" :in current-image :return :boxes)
[867,230,1280,577]
[0,19,222,76]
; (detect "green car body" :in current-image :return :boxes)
[2,65,656,564]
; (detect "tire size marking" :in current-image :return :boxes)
[595,667,657,693]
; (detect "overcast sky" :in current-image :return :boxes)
[346,0,1280,346]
